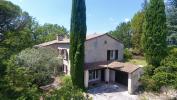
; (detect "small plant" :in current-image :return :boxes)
[124,48,133,61]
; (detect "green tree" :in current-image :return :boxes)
[35,23,68,44]
[110,22,131,48]
[142,0,167,67]
[69,0,87,89]
[14,48,62,86]
[141,47,177,91]
[131,11,144,54]
[0,0,21,33]
[2,48,62,99]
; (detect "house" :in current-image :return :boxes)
[35,33,143,94]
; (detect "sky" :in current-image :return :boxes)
[9,0,144,34]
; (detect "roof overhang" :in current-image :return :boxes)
[84,61,140,74]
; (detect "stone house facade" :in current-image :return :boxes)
[35,33,142,94]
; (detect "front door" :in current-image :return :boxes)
[101,69,105,81]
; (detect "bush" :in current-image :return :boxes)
[124,48,133,61]
[44,76,86,100]
[15,48,62,86]
[141,47,177,92]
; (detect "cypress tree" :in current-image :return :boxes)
[69,0,87,89]
[142,0,167,67]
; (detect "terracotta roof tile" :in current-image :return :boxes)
[34,33,122,47]
[84,61,140,73]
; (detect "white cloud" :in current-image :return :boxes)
[109,17,114,21]
[19,0,25,2]
[124,18,130,22]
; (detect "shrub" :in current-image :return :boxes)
[141,47,177,91]
[124,48,133,61]
[15,48,62,86]
[44,76,86,100]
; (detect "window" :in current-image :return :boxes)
[115,50,118,60]
[89,70,99,81]
[60,65,68,74]
[107,50,119,61]
[63,50,68,60]
[110,50,114,60]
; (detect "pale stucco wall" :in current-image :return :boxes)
[128,68,143,94]
[85,35,124,63]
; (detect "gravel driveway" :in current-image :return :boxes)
[88,83,138,100]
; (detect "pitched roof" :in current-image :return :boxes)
[35,33,122,47]
[84,61,140,73]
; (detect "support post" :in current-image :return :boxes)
[84,70,89,88]
[105,68,110,83]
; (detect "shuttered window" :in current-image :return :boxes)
[115,50,118,60]
[107,50,110,61]
[107,50,119,61]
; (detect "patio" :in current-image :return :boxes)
[88,83,138,100]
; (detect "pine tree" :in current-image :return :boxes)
[142,0,167,67]
[131,11,144,54]
[69,0,87,89]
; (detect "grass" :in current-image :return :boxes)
[128,58,147,67]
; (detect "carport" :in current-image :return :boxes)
[84,61,143,94]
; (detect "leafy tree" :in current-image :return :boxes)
[131,11,144,54]
[14,48,62,86]
[142,0,167,67]
[35,23,68,44]
[1,48,62,99]
[0,0,21,33]
[69,0,87,89]
[110,22,131,48]
[141,47,177,91]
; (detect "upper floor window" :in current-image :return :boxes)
[63,50,68,60]
[107,50,118,61]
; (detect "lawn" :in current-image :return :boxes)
[128,59,147,67]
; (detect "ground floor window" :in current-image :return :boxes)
[61,65,67,74]
[89,70,99,81]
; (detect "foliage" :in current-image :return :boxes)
[44,76,86,100]
[1,56,40,99]
[128,59,147,66]
[110,22,131,48]
[1,48,62,99]
[131,11,144,54]
[142,0,167,67]
[34,23,68,44]
[69,0,86,89]
[0,0,21,33]
[140,47,177,91]
[124,48,133,61]
[166,0,177,45]
[15,48,62,86]
[0,1,68,99]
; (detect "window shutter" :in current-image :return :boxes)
[107,50,110,61]
[115,50,118,60]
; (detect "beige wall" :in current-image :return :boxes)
[128,68,143,94]
[85,35,124,63]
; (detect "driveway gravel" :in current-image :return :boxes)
[88,83,138,100]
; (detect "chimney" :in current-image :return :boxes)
[56,35,64,41]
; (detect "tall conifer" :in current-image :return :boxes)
[142,0,167,67]
[69,0,87,89]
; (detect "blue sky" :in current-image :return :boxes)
[9,0,144,34]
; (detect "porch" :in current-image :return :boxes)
[84,61,142,94]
